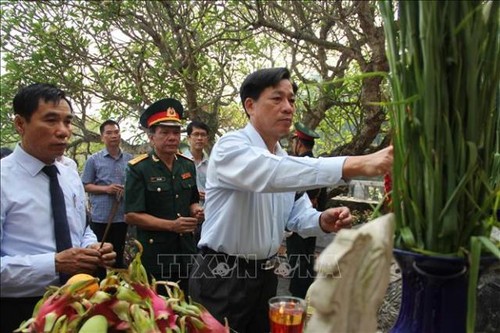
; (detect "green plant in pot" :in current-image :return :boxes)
[379,1,500,332]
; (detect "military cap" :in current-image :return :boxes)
[293,122,320,142]
[140,98,184,128]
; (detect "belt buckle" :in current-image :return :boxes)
[262,257,279,270]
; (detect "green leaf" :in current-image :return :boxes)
[466,236,481,333]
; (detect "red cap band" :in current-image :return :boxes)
[295,130,314,142]
[147,107,181,127]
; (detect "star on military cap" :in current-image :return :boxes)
[140,98,184,129]
[294,122,320,142]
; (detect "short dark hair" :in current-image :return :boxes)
[99,119,120,135]
[187,120,210,136]
[239,68,298,116]
[13,83,73,121]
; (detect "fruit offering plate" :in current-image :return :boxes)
[16,241,229,333]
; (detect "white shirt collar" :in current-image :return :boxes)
[243,123,287,157]
[13,143,50,177]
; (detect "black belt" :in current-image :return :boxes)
[200,246,278,270]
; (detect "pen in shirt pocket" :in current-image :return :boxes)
[73,194,77,207]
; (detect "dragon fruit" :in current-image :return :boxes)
[17,240,230,332]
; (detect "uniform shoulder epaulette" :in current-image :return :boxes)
[177,153,194,162]
[128,154,148,165]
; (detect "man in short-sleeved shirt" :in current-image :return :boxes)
[82,119,133,268]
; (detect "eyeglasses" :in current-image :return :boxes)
[190,133,208,138]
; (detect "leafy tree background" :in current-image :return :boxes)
[0,0,390,170]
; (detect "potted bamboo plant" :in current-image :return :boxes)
[379,1,500,332]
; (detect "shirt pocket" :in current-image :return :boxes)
[67,191,87,236]
[146,181,173,207]
[180,178,196,191]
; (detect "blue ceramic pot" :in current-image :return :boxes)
[391,249,498,333]
[390,249,469,333]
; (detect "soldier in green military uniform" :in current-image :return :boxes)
[286,122,328,298]
[124,98,204,293]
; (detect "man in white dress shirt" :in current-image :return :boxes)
[189,67,393,332]
[0,83,116,332]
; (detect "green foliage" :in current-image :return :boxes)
[295,67,390,156]
[0,74,19,147]
[381,4,500,330]
[1,0,388,159]
[217,103,248,135]
[296,77,361,155]
[380,0,500,255]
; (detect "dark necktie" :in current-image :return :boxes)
[43,165,72,283]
